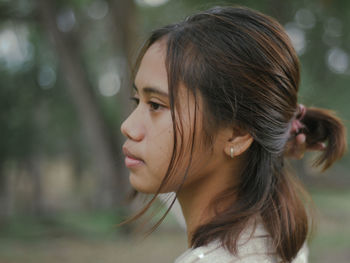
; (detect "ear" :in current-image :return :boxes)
[223,129,254,158]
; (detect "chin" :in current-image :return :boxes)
[129,173,159,194]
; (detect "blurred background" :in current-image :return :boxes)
[0,0,349,262]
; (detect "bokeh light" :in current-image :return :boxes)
[295,8,316,29]
[98,72,121,96]
[56,8,76,32]
[0,25,33,70]
[86,0,109,20]
[135,0,170,7]
[38,65,56,89]
[326,47,349,74]
[285,23,306,55]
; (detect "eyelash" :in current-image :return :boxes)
[130,96,139,106]
[129,96,164,112]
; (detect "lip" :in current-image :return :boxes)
[122,146,144,168]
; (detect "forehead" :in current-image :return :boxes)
[135,40,168,94]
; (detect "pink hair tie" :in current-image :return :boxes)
[290,104,306,135]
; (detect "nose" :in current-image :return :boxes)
[120,110,145,142]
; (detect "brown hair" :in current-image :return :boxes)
[123,6,347,262]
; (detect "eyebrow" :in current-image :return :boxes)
[133,83,169,98]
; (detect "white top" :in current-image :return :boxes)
[174,223,308,263]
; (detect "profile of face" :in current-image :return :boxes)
[121,39,175,194]
[121,39,253,194]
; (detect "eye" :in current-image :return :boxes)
[129,96,139,107]
[149,101,162,111]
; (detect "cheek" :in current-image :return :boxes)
[149,125,174,178]
[131,123,175,193]
[177,133,223,187]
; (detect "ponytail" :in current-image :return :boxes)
[262,105,347,262]
[302,107,347,170]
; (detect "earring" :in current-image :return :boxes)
[230,147,234,159]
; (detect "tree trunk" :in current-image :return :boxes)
[107,0,139,202]
[37,0,126,208]
[25,154,44,216]
[0,163,9,221]
[108,0,138,117]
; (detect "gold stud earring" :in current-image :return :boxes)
[230,147,234,159]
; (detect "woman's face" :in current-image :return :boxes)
[121,39,232,194]
[121,39,176,193]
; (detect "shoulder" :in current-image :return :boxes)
[174,224,309,263]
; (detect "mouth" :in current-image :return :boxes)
[122,146,144,168]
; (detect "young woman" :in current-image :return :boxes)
[120,6,346,263]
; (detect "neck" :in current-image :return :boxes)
[177,162,240,248]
